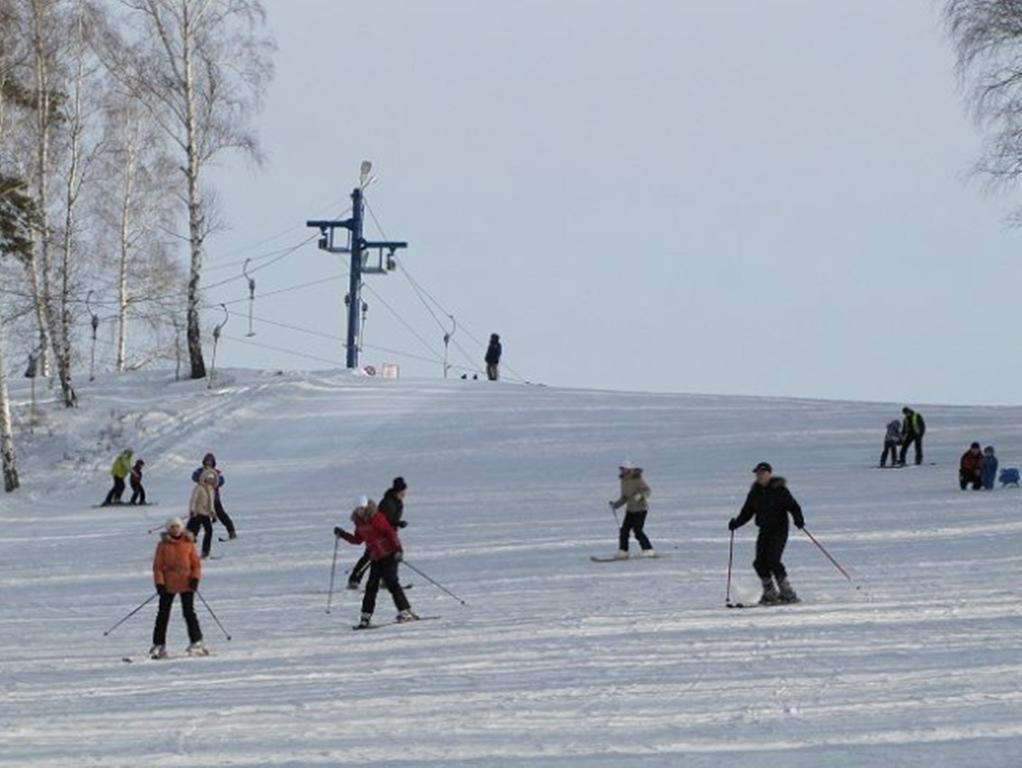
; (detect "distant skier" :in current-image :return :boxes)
[981,446,998,490]
[959,442,983,491]
[191,453,236,539]
[609,461,656,559]
[187,469,219,559]
[485,333,502,381]
[880,419,902,467]
[898,407,926,466]
[728,462,805,604]
[335,496,417,628]
[348,476,409,590]
[150,517,206,659]
[129,459,146,505]
[102,449,133,506]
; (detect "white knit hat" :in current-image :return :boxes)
[354,495,369,510]
[619,460,634,470]
[166,516,183,530]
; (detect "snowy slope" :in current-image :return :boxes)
[0,370,1020,767]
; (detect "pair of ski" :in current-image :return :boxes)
[726,598,801,609]
[352,615,439,631]
[122,651,214,663]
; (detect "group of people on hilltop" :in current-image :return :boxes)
[880,406,926,467]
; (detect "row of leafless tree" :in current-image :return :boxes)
[0,0,273,490]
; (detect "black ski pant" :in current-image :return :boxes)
[186,515,214,558]
[361,554,410,617]
[880,441,900,467]
[129,483,146,505]
[214,496,235,538]
[152,591,202,646]
[619,510,653,552]
[753,527,789,581]
[486,363,499,381]
[960,469,982,491]
[103,476,126,505]
[349,549,372,586]
[899,435,924,465]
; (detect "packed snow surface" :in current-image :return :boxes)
[1,370,1020,767]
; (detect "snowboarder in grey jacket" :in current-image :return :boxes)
[880,419,901,467]
[729,462,805,604]
[609,461,655,559]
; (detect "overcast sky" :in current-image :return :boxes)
[200,0,1022,405]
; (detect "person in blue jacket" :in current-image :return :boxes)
[981,446,998,491]
[191,453,236,539]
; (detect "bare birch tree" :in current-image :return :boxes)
[107,0,274,379]
[945,1,1022,202]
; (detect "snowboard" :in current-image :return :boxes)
[352,615,440,631]
[590,553,663,563]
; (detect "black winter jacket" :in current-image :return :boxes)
[734,477,804,532]
[378,489,405,528]
[485,340,502,365]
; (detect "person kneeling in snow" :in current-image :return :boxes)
[150,517,206,659]
[335,496,416,629]
[609,461,656,559]
[959,443,983,491]
[729,462,805,604]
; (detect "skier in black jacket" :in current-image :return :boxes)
[485,334,502,381]
[348,476,408,589]
[729,462,805,604]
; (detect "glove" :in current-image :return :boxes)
[794,518,805,530]
[727,518,738,531]
[188,578,199,592]
[334,526,343,538]
[608,501,616,511]
[397,520,408,529]
[394,551,403,562]
[156,584,166,596]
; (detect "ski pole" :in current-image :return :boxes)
[402,560,468,606]
[195,590,232,641]
[725,529,735,606]
[801,527,852,582]
[103,592,158,636]
[326,536,340,614]
[608,501,619,527]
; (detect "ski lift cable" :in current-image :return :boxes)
[207,198,352,263]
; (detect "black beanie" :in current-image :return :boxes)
[392,476,408,492]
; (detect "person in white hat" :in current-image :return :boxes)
[150,517,205,658]
[608,461,656,559]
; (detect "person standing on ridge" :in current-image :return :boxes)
[129,459,146,505]
[981,446,998,491]
[335,496,417,629]
[348,476,409,590]
[609,461,656,559]
[729,462,805,604]
[102,449,133,506]
[150,517,206,659]
[485,333,502,381]
[898,407,926,466]
[191,453,236,539]
[959,442,984,491]
[187,469,218,559]
[880,419,902,467]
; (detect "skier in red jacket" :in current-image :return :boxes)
[335,496,416,629]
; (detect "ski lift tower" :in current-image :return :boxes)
[307,162,408,369]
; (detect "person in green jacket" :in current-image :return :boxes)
[102,449,133,506]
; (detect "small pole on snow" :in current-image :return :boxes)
[801,527,853,583]
[402,560,468,606]
[608,501,619,527]
[195,590,232,640]
[725,529,735,607]
[326,536,340,614]
[103,592,158,636]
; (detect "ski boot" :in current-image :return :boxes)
[346,580,360,591]
[613,550,629,560]
[758,577,780,605]
[148,644,167,660]
[396,609,419,623]
[186,641,210,657]
[639,548,658,558]
[777,577,799,603]
[355,613,372,630]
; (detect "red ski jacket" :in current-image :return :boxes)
[340,506,402,561]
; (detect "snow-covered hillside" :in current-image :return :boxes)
[1,370,1020,767]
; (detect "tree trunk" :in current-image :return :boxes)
[116,148,134,372]
[0,316,20,492]
[182,0,206,380]
[30,0,54,380]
